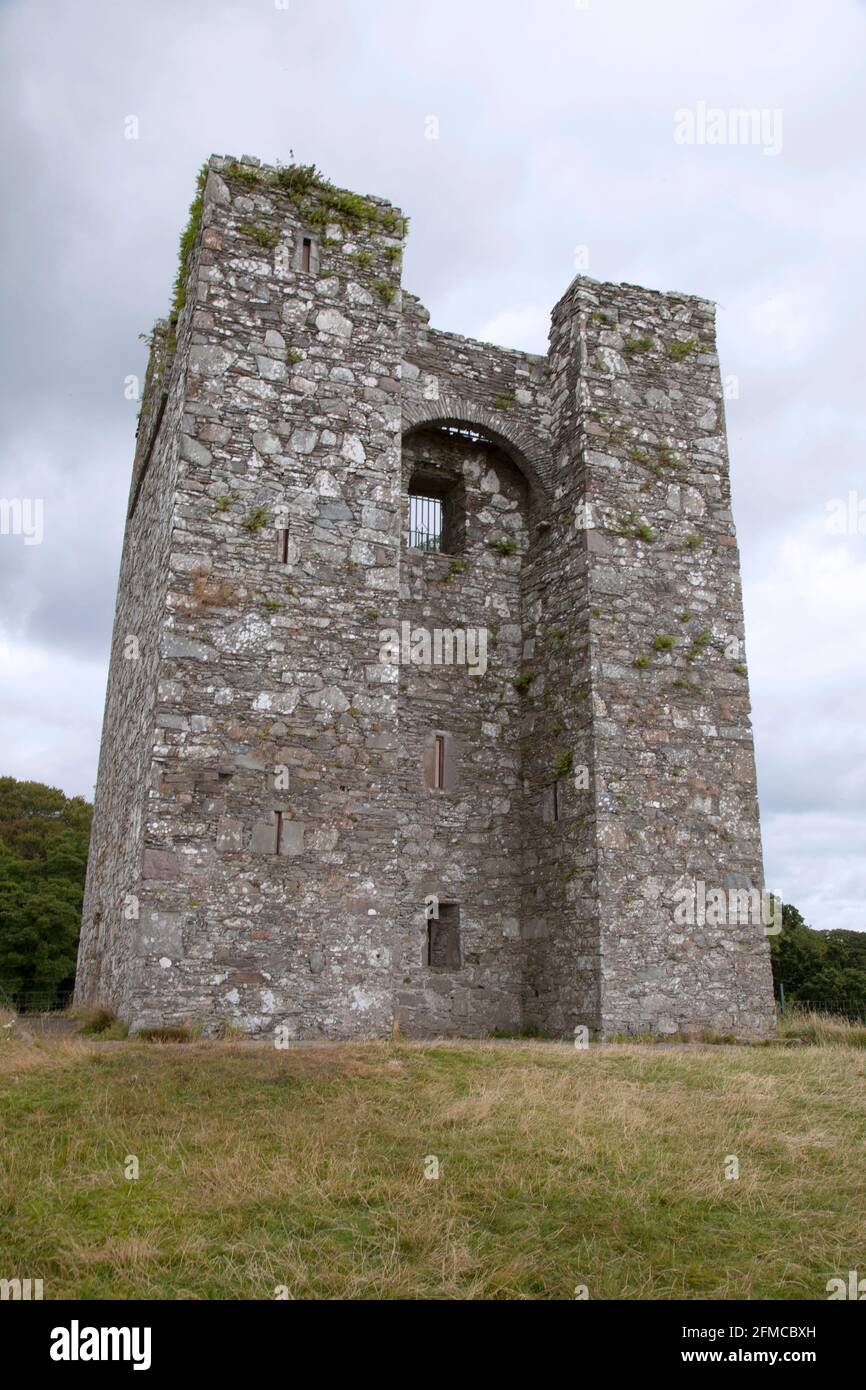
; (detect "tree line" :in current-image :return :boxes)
[771,902,866,1013]
[0,776,91,1008]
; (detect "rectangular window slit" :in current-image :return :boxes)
[427,902,461,969]
[274,810,283,855]
[301,237,312,272]
[277,527,289,564]
[552,779,560,822]
[433,734,445,790]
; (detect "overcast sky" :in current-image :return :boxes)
[1,0,864,932]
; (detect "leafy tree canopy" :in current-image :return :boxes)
[770,900,866,1010]
[0,777,92,1002]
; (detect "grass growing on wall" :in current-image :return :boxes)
[169,163,209,327]
[227,157,409,239]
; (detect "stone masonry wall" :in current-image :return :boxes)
[396,303,602,1037]
[77,322,185,1007]
[552,277,775,1037]
[76,153,774,1039]
[394,426,528,1035]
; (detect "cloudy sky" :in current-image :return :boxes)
[1,0,864,932]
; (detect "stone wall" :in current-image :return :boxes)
[77,320,185,1008]
[395,426,528,1035]
[75,153,774,1039]
[551,278,775,1036]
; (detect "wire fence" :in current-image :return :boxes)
[0,986,74,1016]
[5,982,865,1024]
[778,992,866,1023]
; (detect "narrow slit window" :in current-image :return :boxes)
[424,731,456,793]
[301,237,312,272]
[543,781,560,823]
[433,734,445,790]
[277,527,289,564]
[274,810,283,855]
[408,494,443,552]
[427,902,461,969]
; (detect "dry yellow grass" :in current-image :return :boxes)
[778,1006,866,1047]
[0,1035,864,1299]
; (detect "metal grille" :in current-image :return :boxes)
[408,494,443,552]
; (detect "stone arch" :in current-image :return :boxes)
[401,393,550,512]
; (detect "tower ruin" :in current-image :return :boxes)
[75,153,775,1038]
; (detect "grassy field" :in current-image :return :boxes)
[1,1025,865,1300]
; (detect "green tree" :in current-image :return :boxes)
[770,900,866,1012]
[0,778,92,1005]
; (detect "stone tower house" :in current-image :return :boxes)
[75,153,775,1039]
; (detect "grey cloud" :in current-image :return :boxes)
[0,0,863,930]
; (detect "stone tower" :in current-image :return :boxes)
[75,153,775,1039]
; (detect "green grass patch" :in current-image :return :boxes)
[0,1039,864,1298]
[169,162,208,326]
[242,506,270,533]
[669,337,698,362]
[239,222,280,250]
[553,749,573,778]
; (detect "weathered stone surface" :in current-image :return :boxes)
[135,909,184,959]
[315,307,352,339]
[141,849,180,881]
[75,153,774,1042]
